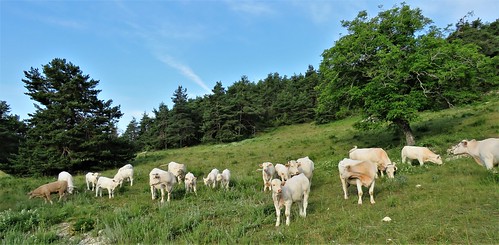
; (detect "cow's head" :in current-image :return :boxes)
[433,155,443,165]
[452,140,471,155]
[385,164,397,179]
[287,160,301,177]
[271,179,283,194]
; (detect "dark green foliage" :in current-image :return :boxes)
[12,58,135,176]
[317,3,498,145]
[448,14,499,57]
[0,101,27,173]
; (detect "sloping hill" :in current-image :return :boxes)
[1,97,498,243]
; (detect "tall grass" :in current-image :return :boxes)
[0,97,498,244]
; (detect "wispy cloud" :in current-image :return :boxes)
[157,54,211,94]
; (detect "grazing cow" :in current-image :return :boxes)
[216,169,231,190]
[385,164,397,179]
[149,168,177,203]
[114,164,134,187]
[349,146,390,177]
[271,173,310,226]
[401,146,443,166]
[286,156,314,182]
[29,180,68,204]
[184,172,197,195]
[95,177,120,198]
[167,161,187,183]
[58,171,75,194]
[85,172,101,191]
[203,168,219,188]
[274,163,289,182]
[452,138,499,170]
[259,162,275,191]
[338,158,377,205]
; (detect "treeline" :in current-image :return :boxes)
[122,67,319,150]
[0,5,497,176]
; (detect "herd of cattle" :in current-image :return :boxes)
[28,138,498,226]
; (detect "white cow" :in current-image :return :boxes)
[349,146,390,177]
[149,168,177,203]
[85,172,101,191]
[452,138,499,170]
[95,177,120,199]
[58,171,75,194]
[216,169,231,190]
[385,164,397,179]
[259,162,275,191]
[401,146,443,166]
[274,163,289,182]
[338,158,377,205]
[203,168,219,188]
[184,172,197,195]
[271,173,310,226]
[114,164,134,187]
[286,156,314,182]
[167,161,187,183]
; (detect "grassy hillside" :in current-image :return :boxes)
[1,97,498,244]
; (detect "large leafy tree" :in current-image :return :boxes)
[0,101,27,173]
[15,58,134,175]
[448,14,499,58]
[317,4,497,145]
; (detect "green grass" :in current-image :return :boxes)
[1,97,498,244]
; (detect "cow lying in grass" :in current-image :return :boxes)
[29,180,68,204]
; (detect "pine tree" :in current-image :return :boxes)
[15,58,134,175]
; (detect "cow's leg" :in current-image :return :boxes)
[167,185,173,202]
[160,187,165,203]
[274,203,281,226]
[481,154,494,170]
[130,177,134,186]
[356,179,363,205]
[401,154,406,164]
[418,157,424,166]
[340,177,349,200]
[151,186,156,200]
[302,190,309,217]
[369,181,376,204]
[285,202,292,226]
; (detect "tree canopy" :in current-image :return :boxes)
[317,4,498,145]
[12,58,135,176]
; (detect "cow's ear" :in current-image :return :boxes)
[286,163,290,167]
[463,141,468,147]
[259,164,263,168]
[297,163,302,167]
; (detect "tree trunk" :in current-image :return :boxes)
[394,119,416,146]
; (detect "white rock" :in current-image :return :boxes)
[382,216,392,222]
[416,184,422,188]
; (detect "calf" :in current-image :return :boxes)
[150,168,177,203]
[259,162,275,191]
[349,146,390,177]
[95,177,120,198]
[401,146,442,166]
[216,169,231,190]
[29,180,68,204]
[168,161,187,183]
[203,168,219,188]
[271,173,310,226]
[85,172,101,191]
[338,158,377,205]
[58,171,75,194]
[184,172,197,195]
[114,164,134,187]
[274,163,289,182]
[286,156,315,182]
[452,138,499,170]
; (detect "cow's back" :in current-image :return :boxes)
[283,174,309,201]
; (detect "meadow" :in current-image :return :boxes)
[1,97,498,244]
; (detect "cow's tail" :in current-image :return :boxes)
[348,146,358,153]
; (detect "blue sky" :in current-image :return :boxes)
[1,0,497,132]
